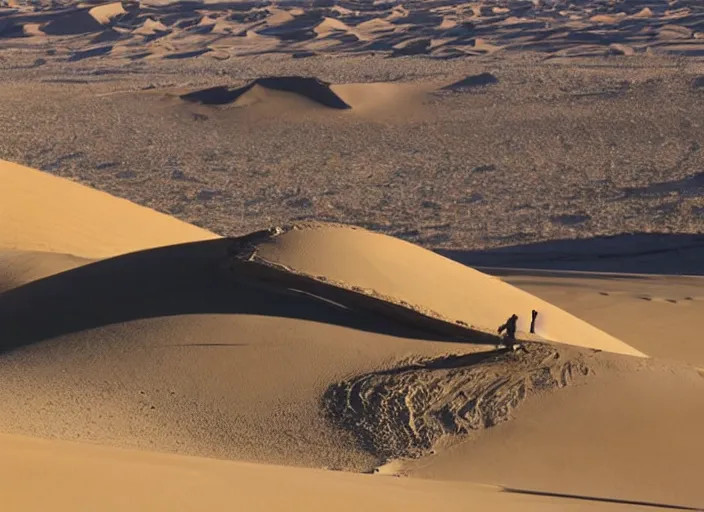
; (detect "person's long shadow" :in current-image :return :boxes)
[0,238,462,354]
[437,233,704,276]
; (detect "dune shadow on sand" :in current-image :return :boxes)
[180,77,352,109]
[0,238,459,353]
[437,233,704,276]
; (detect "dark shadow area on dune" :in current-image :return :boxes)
[180,76,351,109]
[502,488,701,511]
[443,72,499,90]
[0,238,459,353]
[68,45,112,62]
[40,9,105,36]
[622,171,704,199]
[437,233,704,276]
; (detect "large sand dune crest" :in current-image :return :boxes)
[0,236,454,351]
[240,223,644,356]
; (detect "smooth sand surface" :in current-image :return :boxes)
[1,433,670,512]
[493,269,704,368]
[0,159,217,258]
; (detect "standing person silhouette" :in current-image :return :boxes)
[530,309,538,334]
[498,314,518,344]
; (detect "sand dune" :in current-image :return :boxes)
[179,77,430,115]
[40,2,125,36]
[0,224,641,467]
[0,249,91,293]
[0,159,217,258]
[2,0,701,61]
[240,223,643,356]
[492,269,704,368]
[2,433,664,512]
[1,161,703,509]
[181,76,352,109]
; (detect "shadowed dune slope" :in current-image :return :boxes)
[438,233,704,276]
[40,2,125,35]
[244,223,644,356]
[181,77,352,109]
[0,249,92,293]
[0,159,218,258]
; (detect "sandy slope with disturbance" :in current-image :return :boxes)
[407,357,704,509]
[1,163,703,510]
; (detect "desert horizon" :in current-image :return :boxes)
[1,0,703,510]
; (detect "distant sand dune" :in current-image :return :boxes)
[181,76,352,109]
[443,72,499,90]
[2,0,701,61]
[179,77,435,114]
[40,2,125,36]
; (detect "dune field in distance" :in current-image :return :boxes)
[1,0,703,510]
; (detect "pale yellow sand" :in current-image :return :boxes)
[495,269,704,368]
[0,433,663,512]
[407,358,704,509]
[0,159,218,258]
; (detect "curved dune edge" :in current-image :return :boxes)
[0,159,219,258]
[228,223,645,357]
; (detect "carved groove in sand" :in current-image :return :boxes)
[324,343,590,460]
